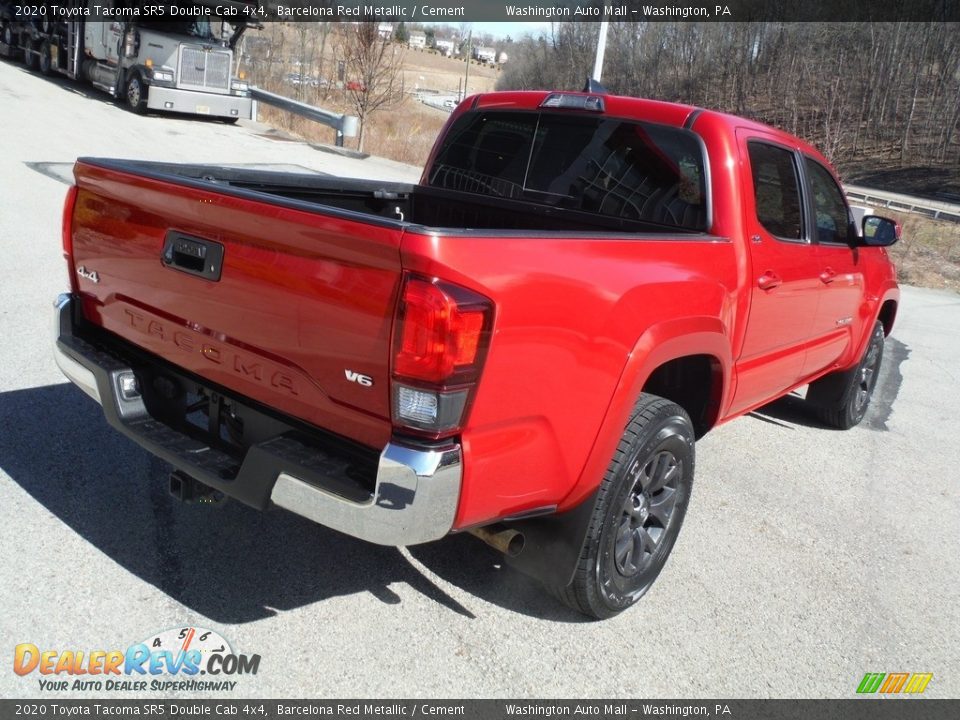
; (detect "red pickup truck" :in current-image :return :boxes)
[54,89,900,618]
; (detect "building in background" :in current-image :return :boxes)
[408,31,426,49]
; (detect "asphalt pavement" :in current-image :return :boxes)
[0,58,957,699]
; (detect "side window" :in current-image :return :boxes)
[805,158,853,244]
[747,142,803,241]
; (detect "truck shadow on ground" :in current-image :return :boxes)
[9,63,237,126]
[747,393,823,429]
[0,383,585,624]
[747,337,909,432]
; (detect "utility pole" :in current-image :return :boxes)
[463,30,472,100]
[593,20,609,82]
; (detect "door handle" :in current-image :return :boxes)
[757,271,782,291]
[819,268,837,284]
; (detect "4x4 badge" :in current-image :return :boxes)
[76,266,99,283]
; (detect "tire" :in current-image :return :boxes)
[809,321,884,430]
[38,40,53,76]
[24,42,38,70]
[125,72,148,114]
[556,394,695,619]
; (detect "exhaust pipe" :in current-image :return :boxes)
[468,525,525,557]
[169,470,225,506]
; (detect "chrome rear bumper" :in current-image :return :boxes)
[53,293,461,546]
[271,442,462,546]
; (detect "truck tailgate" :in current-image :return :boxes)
[69,159,402,450]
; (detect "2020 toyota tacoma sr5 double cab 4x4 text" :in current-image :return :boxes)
[54,89,900,618]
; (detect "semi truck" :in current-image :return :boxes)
[0,1,256,120]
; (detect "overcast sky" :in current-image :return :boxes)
[424,22,551,41]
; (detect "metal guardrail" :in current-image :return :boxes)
[845,184,960,224]
[417,92,459,114]
[250,86,359,147]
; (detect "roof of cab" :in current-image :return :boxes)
[468,90,832,169]
[472,90,699,128]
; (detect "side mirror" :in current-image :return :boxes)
[859,215,900,247]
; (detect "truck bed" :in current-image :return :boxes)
[87,158,707,235]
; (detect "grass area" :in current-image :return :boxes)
[257,94,447,167]
[885,212,960,293]
[249,44,498,166]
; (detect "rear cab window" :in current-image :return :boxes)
[427,111,709,232]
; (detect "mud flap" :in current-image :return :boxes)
[504,489,600,590]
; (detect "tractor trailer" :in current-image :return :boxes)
[0,1,256,120]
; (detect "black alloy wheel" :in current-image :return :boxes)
[555,394,695,619]
[615,449,683,578]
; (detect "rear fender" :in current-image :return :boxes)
[561,316,731,512]
[509,318,729,590]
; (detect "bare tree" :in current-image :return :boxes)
[308,22,333,104]
[244,23,285,90]
[497,22,960,172]
[292,23,316,102]
[341,22,406,152]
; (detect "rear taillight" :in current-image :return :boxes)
[62,185,79,290]
[391,275,493,438]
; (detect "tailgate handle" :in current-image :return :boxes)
[162,232,224,282]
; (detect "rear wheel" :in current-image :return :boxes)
[809,321,884,430]
[24,41,39,70]
[1,25,15,51]
[556,394,695,619]
[38,40,53,75]
[125,72,148,114]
